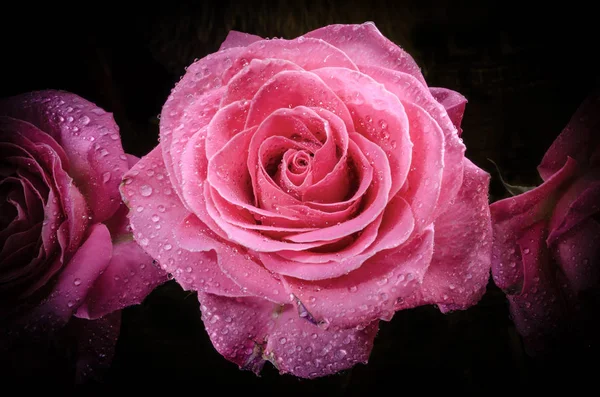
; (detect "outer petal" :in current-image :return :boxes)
[120,146,245,297]
[0,90,129,223]
[503,221,566,355]
[282,225,434,328]
[19,224,112,332]
[360,66,465,219]
[491,158,578,292]
[538,90,600,180]
[74,237,168,320]
[197,292,379,379]
[407,158,492,312]
[429,87,468,135]
[304,22,427,86]
[219,30,262,51]
[160,47,243,199]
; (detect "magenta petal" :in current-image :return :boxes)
[74,238,168,320]
[491,158,578,292]
[28,224,112,329]
[553,218,600,295]
[219,30,263,51]
[409,159,492,312]
[538,91,600,181]
[547,179,600,245]
[197,292,379,379]
[505,221,566,354]
[68,311,121,384]
[0,90,130,223]
[429,87,467,135]
[120,146,245,297]
[304,22,427,86]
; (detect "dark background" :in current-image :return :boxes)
[1,1,598,394]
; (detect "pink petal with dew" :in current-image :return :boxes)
[120,146,245,297]
[360,65,465,219]
[197,292,378,379]
[304,22,426,86]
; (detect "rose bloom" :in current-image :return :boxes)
[0,90,167,382]
[491,92,600,354]
[122,23,492,378]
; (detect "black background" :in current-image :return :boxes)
[1,1,598,395]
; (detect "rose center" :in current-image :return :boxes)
[289,150,312,174]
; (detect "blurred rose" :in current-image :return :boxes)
[121,23,492,378]
[0,90,168,382]
[491,91,600,354]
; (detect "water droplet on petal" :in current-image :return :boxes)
[102,171,111,183]
[140,185,153,197]
[73,278,82,286]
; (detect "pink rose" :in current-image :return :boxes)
[491,91,600,354]
[0,90,168,382]
[121,23,492,378]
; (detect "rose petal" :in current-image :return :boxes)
[74,238,168,320]
[304,22,427,86]
[245,70,354,131]
[24,224,112,330]
[547,178,600,245]
[120,146,245,297]
[284,133,390,243]
[553,218,600,295]
[219,30,263,51]
[282,224,434,328]
[406,158,492,312]
[313,67,412,197]
[359,65,465,219]
[0,91,129,223]
[491,158,578,293]
[429,87,468,135]
[504,220,566,354]
[160,47,242,199]
[222,37,359,85]
[220,59,303,108]
[538,91,600,180]
[262,194,415,280]
[197,292,378,379]
[400,101,444,228]
[205,99,251,160]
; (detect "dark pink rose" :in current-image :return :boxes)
[491,92,600,354]
[121,23,492,378]
[0,90,168,382]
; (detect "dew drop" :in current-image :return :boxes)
[279,337,287,345]
[80,115,91,125]
[140,185,153,197]
[157,205,166,213]
[102,171,111,183]
[73,278,82,286]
